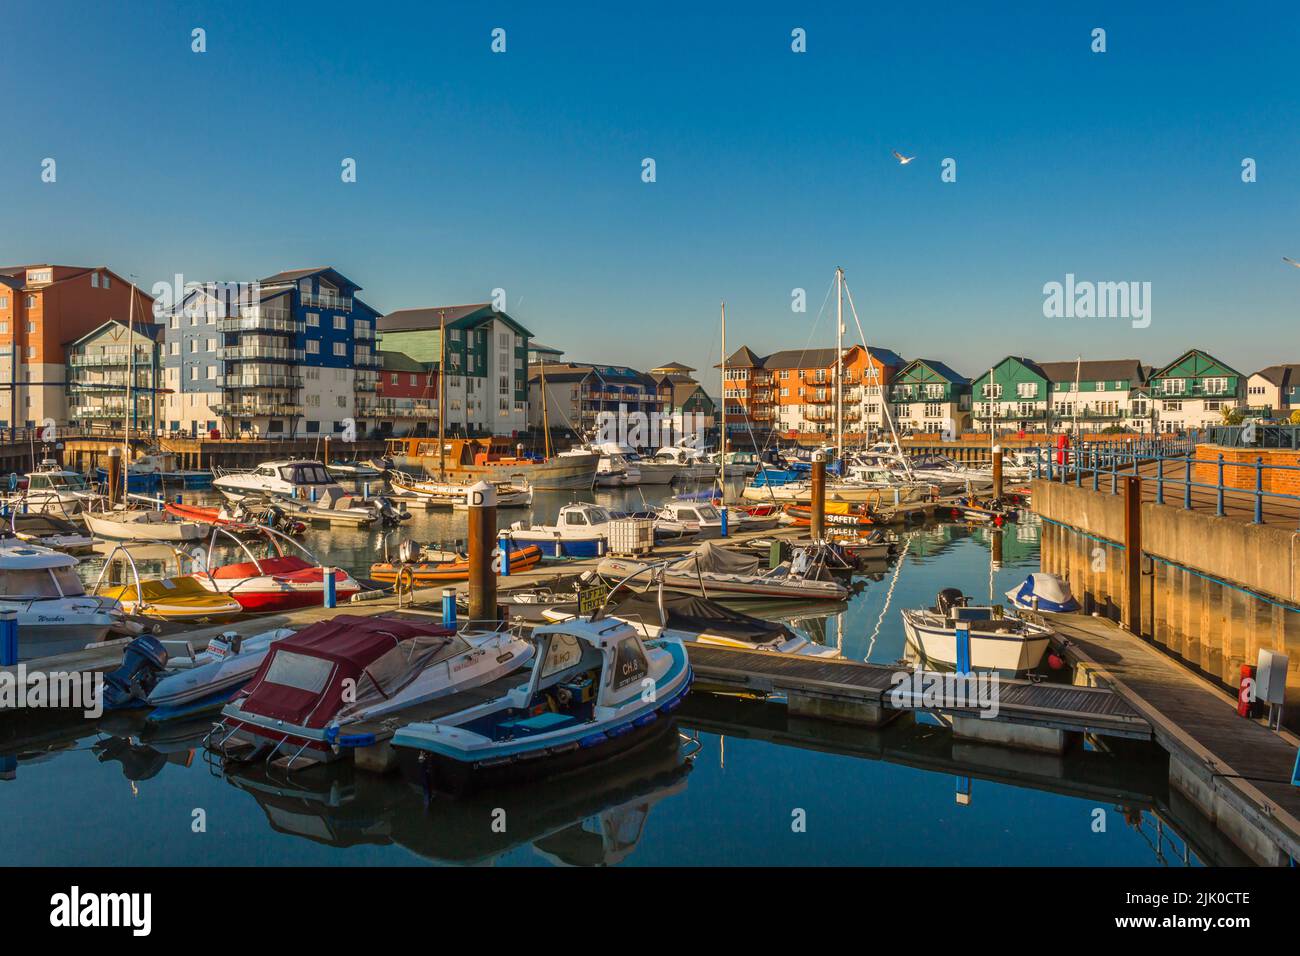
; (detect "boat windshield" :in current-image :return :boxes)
[279,464,333,485]
[29,472,88,491]
[697,505,720,520]
[0,568,65,599]
[586,507,610,524]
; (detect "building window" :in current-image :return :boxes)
[333,343,345,357]
[91,272,99,288]
[170,342,179,356]
[1017,382,1037,398]
[102,274,110,289]
[390,373,399,383]
[306,341,320,354]
[24,296,35,309]
[306,313,319,327]
[333,315,346,330]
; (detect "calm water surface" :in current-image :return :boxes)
[1,481,1215,865]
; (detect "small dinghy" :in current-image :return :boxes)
[950,496,1020,525]
[901,588,1053,673]
[370,543,544,586]
[548,588,839,657]
[1004,573,1080,612]
[210,614,534,770]
[165,501,307,536]
[597,541,849,602]
[101,628,295,721]
[782,500,879,530]
[728,503,781,531]
[83,503,211,542]
[193,526,362,612]
[392,616,692,794]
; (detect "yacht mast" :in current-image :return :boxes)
[719,300,726,491]
[438,309,446,479]
[124,279,136,503]
[835,267,844,457]
[540,353,552,459]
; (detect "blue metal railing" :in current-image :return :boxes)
[1032,436,1300,528]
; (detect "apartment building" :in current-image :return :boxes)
[721,344,905,437]
[1146,349,1244,432]
[65,320,163,434]
[0,264,154,429]
[649,361,716,429]
[379,304,530,437]
[528,362,665,444]
[160,267,382,438]
[362,350,438,436]
[887,359,972,433]
[969,357,1154,433]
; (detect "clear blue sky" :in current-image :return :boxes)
[3,1,1298,392]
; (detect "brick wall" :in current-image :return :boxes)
[1194,444,1300,496]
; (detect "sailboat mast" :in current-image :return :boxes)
[719,300,726,489]
[540,354,552,459]
[835,267,844,457]
[438,309,446,479]
[1073,354,1081,436]
[124,279,136,503]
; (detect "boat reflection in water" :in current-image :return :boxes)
[220,723,697,865]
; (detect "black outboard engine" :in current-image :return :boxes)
[102,635,170,710]
[936,588,967,615]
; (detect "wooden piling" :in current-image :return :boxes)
[106,447,122,506]
[466,480,498,622]
[992,445,1003,500]
[810,453,826,541]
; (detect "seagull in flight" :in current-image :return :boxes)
[892,150,915,165]
[1284,256,1300,268]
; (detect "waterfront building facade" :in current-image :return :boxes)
[970,357,1156,433]
[363,350,438,436]
[379,304,530,437]
[1145,349,1244,432]
[1246,364,1300,420]
[0,264,153,429]
[527,362,665,444]
[65,320,162,434]
[650,361,716,433]
[160,267,381,438]
[887,359,972,434]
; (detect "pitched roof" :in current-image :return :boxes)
[723,346,763,368]
[529,342,564,355]
[1035,359,1146,384]
[651,361,695,373]
[380,350,431,374]
[1252,364,1300,387]
[669,382,709,407]
[913,359,969,385]
[379,303,532,338]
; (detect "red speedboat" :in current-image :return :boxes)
[166,501,306,536]
[195,527,361,612]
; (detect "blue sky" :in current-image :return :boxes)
[3,1,1298,390]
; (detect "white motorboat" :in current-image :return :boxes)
[505,502,614,558]
[82,504,211,542]
[20,460,99,515]
[0,541,126,660]
[597,541,849,601]
[654,443,718,482]
[900,588,1053,673]
[657,500,724,538]
[595,443,677,485]
[212,459,347,503]
[1004,573,1080,612]
[5,511,95,555]
[389,472,533,509]
[210,614,534,769]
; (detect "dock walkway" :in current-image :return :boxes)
[1049,613,1300,864]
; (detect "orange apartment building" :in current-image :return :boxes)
[0,264,154,429]
[720,344,906,438]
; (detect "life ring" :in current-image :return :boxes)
[395,564,417,598]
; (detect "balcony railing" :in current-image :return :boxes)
[357,398,438,418]
[68,376,156,391]
[69,352,153,368]
[354,325,375,340]
[301,293,352,311]
[217,374,303,390]
[218,314,302,334]
[354,351,383,368]
[212,402,304,418]
[218,346,305,363]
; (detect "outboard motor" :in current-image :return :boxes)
[397,538,418,564]
[936,588,967,616]
[102,635,170,709]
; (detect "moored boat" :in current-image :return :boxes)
[597,541,849,601]
[901,588,1053,673]
[4,511,95,554]
[385,437,598,491]
[0,541,127,659]
[193,527,362,612]
[392,616,692,793]
[1004,573,1080,612]
[504,502,614,559]
[370,543,544,586]
[82,503,211,542]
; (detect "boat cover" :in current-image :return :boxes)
[666,541,760,576]
[235,615,457,727]
[613,590,794,645]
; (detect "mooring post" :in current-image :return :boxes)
[719,502,729,538]
[441,587,458,626]
[1123,475,1143,635]
[955,621,971,674]
[810,452,826,541]
[322,567,337,608]
[467,480,498,622]
[106,447,122,507]
[992,445,1003,500]
[0,609,17,667]
[498,532,511,576]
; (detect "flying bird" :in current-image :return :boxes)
[1284,256,1300,268]
[892,150,915,165]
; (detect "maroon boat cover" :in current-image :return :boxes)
[236,615,456,728]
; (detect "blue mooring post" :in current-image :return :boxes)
[1253,456,1264,525]
[310,486,318,503]
[719,505,729,538]
[1155,453,1165,505]
[498,534,511,576]
[322,567,336,608]
[441,587,457,627]
[363,481,370,500]
[955,621,971,675]
[175,494,183,505]
[1216,454,1225,517]
[1184,458,1193,510]
[955,775,971,807]
[0,609,17,667]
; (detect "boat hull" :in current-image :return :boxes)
[901,613,1050,673]
[505,532,607,559]
[391,455,598,491]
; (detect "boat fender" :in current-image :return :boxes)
[579,732,608,748]
[606,722,634,739]
[633,712,658,728]
[1047,653,1065,671]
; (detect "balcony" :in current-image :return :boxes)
[217,374,303,390]
[68,376,156,391]
[301,292,352,311]
[806,392,834,404]
[218,345,305,363]
[70,402,141,418]
[69,352,151,368]
[354,351,383,368]
[212,402,304,418]
[354,325,375,340]
[357,398,438,418]
[218,313,301,335]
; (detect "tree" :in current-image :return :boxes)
[1220,407,1245,426]
[1290,409,1300,425]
